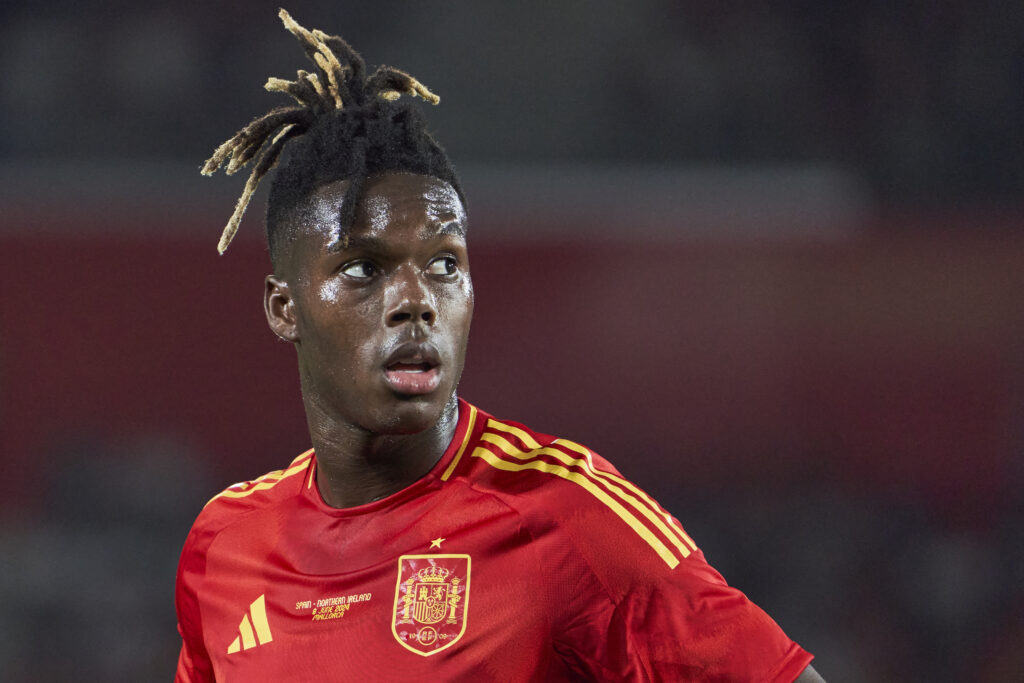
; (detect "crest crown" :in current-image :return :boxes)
[417,566,450,583]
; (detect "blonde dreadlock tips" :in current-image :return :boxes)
[406,76,440,105]
[204,8,445,253]
[313,53,344,109]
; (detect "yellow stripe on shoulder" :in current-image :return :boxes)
[554,438,698,553]
[473,427,684,568]
[485,420,696,556]
[206,449,314,507]
[480,432,694,559]
[486,418,543,449]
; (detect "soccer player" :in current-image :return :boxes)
[175,10,825,682]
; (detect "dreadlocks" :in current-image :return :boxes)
[202,9,463,261]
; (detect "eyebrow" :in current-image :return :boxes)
[326,234,384,254]
[423,219,467,239]
[325,221,466,254]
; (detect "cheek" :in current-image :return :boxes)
[297,290,379,370]
[461,276,474,324]
[316,327,379,392]
[310,281,382,341]
[318,279,342,304]
[443,278,474,337]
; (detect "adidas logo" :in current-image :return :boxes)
[227,594,274,654]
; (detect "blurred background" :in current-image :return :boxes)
[1,1,1022,681]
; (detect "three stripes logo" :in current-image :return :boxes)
[227,594,274,654]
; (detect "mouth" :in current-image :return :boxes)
[383,343,443,396]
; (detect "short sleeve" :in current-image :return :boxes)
[174,526,215,683]
[527,443,813,681]
[174,625,214,683]
[553,544,811,681]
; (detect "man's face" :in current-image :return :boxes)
[269,173,473,436]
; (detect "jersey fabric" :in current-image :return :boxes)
[175,399,813,681]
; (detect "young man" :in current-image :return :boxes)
[176,10,824,682]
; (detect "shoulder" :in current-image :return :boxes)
[180,449,315,558]
[175,449,314,654]
[457,411,812,679]
[452,410,623,498]
[454,410,699,576]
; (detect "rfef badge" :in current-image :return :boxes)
[392,554,470,656]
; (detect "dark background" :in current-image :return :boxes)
[1,2,1022,681]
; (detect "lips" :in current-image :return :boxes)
[383,342,442,395]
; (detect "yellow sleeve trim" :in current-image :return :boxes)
[554,438,698,553]
[486,421,697,554]
[480,431,694,560]
[474,427,685,569]
[206,449,314,506]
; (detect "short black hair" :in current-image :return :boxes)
[202,9,463,266]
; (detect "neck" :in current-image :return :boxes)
[303,395,459,509]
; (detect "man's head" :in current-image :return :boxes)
[265,172,472,437]
[203,10,472,436]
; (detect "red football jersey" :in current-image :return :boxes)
[175,400,813,681]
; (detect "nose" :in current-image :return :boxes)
[385,264,437,327]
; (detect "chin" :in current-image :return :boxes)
[370,394,452,435]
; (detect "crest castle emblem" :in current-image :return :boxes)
[392,554,470,656]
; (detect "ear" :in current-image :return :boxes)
[264,275,300,342]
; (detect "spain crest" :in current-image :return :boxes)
[392,554,470,656]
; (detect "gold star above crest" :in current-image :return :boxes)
[429,537,445,549]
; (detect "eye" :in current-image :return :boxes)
[340,260,377,279]
[427,256,457,276]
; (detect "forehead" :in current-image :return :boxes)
[301,173,466,247]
